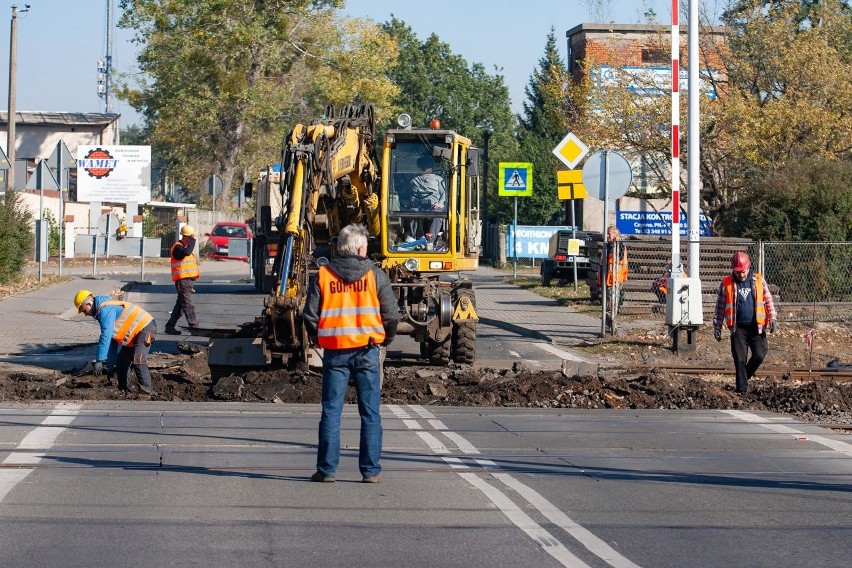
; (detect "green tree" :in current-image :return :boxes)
[118,0,398,208]
[504,30,572,226]
[379,17,517,223]
[718,157,852,241]
[0,192,33,284]
[708,0,852,233]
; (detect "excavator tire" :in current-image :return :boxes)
[451,321,476,365]
[423,337,450,365]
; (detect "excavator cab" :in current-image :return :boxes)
[378,117,481,364]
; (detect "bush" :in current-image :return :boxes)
[0,192,34,284]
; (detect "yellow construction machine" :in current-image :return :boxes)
[259,104,480,368]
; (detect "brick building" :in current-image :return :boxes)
[564,23,727,233]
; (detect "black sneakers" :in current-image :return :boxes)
[310,471,335,483]
[164,326,180,335]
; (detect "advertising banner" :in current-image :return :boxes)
[76,145,152,203]
[507,225,575,259]
[617,210,712,237]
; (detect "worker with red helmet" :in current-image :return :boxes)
[713,252,778,394]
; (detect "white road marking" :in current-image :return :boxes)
[508,350,521,358]
[0,403,81,503]
[415,431,449,454]
[403,419,421,430]
[534,342,593,363]
[401,406,643,568]
[442,431,480,455]
[492,472,642,568]
[459,473,591,567]
[407,405,447,430]
[724,410,852,457]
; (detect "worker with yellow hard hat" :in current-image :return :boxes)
[164,224,200,335]
[74,289,158,396]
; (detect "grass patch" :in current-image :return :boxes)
[504,276,600,313]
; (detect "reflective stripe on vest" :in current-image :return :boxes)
[722,274,766,329]
[316,267,385,349]
[171,243,200,281]
[100,301,154,346]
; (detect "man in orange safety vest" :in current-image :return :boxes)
[713,252,778,394]
[303,224,399,484]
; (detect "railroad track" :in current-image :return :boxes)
[628,364,852,381]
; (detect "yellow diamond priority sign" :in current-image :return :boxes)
[552,132,589,170]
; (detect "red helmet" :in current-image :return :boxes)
[731,252,751,271]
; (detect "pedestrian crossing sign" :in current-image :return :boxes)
[498,162,533,197]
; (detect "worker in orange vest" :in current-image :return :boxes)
[165,224,200,335]
[74,289,157,396]
[713,252,778,394]
[303,224,400,484]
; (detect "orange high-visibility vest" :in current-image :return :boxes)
[598,244,628,286]
[316,267,386,350]
[99,301,154,346]
[170,242,200,281]
[721,274,766,329]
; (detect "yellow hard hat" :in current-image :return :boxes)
[180,224,195,237]
[74,289,93,312]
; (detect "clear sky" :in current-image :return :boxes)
[0,0,674,129]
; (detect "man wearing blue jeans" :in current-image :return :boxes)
[303,224,399,483]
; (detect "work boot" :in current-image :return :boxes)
[362,474,382,484]
[164,326,180,336]
[138,384,157,396]
[310,471,335,483]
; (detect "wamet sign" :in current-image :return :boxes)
[76,145,152,203]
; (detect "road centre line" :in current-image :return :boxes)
[724,410,852,457]
[406,406,448,430]
[459,472,591,568]
[490,471,642,568]
[0,403,81,503]
[405,405,643,568]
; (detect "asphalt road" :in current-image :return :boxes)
[1,403,850,567]
[3,262,850,566]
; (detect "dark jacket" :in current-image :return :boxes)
[303,255,399,346]
[171,237,196,260]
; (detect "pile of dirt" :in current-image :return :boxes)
[1,321,850,426]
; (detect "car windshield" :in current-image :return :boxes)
[212,225,247,238]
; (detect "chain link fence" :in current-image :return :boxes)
[761,241,852,304]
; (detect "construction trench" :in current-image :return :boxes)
[3,322,851,428]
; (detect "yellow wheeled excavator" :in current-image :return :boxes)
[257,104,481,369]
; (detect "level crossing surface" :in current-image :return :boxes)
[1,403,850,567]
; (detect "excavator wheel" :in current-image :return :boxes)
[452,321,476,365]
[422,337,450,365]
[451,289,476,365]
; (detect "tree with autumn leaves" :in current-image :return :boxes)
[116,1,850,241]
[561,0,851,240]
[117,0,398,208]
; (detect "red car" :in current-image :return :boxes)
[205,222,253,261]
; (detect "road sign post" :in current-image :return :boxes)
[582,150,632,336]
[498,162,533,279]
[206,174,224,224]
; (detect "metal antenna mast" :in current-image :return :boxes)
[97,0,113,112]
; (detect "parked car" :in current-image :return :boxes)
[205,222,253,261]
[540,230,594,286]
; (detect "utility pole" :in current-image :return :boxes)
[97,0,113,113]
[7,4,29,191]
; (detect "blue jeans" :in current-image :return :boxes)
[317,345,383,478]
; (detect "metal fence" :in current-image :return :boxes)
[761,241,852,304]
